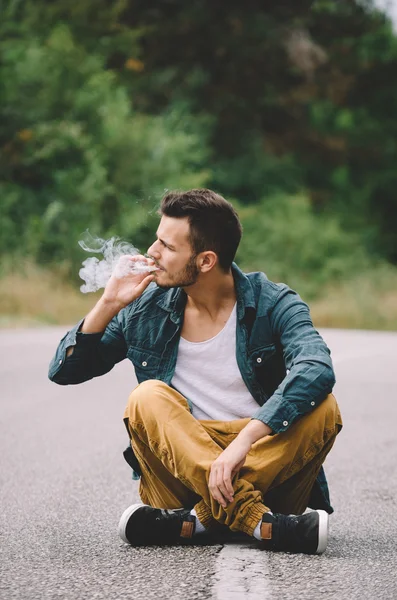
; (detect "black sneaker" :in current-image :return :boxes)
[259,510,329,555]
[118,503,196,546]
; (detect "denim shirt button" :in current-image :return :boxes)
[142,361,147,367]
[283,420,288,427]
[311,401,315,406]
[58,359,62,365]
[256,357,262,364]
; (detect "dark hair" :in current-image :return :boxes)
[160,189,242,271]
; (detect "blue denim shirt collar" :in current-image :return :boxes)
[155,286,186,324]
[155,262,257,325]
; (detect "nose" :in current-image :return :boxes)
[147,239,161,260]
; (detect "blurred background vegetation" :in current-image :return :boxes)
[1,0,397,329]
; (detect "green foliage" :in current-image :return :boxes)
[107,0,397,263]
[210,136,302,203]
[236,194,369,299]
[0,23,209,275]
[1,0,397,314]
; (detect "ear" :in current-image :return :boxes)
[198,251,218,273]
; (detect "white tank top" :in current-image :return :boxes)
[171,304,259,421]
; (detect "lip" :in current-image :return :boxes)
[145,255,164,271]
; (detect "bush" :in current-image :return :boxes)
[0,24,210,276]
[236,193,370,299]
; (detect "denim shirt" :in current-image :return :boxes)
[49,263,336,512]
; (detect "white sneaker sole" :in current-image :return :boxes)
[118,503,146,544]
[316,510,329,554]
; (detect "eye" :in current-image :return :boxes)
[161,240,173,250]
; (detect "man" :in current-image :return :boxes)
[49,188,342,555]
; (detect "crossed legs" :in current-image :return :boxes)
[123,380,342,536]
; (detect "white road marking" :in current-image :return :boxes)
[213,543,272,600]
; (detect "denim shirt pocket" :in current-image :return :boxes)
[249,343,284,401]
[127,347,161,382]
[250,343,277,368]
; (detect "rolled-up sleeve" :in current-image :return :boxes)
[48,314,128,385]
[252,287,335,433]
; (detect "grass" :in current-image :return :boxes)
[0,262,100,327]
[310,264,397,331]
[0,261,396,331]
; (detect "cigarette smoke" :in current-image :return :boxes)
[78,231,156,293]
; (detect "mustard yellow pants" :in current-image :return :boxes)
[123,380,342,537]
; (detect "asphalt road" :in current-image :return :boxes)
[1,327,397,600]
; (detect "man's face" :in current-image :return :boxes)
[147,216,200,289]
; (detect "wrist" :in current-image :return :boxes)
[80,296,122,334]
[98,295,124,317]
[238,419,272,446]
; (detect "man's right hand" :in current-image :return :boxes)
[79,255,158,335]
[102,254,158,312]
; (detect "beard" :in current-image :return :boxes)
[155,254,199,289]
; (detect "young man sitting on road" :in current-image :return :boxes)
[49,188,342,555]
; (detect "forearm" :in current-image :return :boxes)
[81,296,122,334]
[236,419,272,446]
[65,297,122,358]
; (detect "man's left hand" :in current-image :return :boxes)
[208,419,272,509]
[209,438,251,508]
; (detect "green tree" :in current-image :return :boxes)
[0,20,209,273]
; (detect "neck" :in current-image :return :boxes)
[183,269,236,319]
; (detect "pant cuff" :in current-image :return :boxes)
[194,500,218,530]
[234,502,269,537]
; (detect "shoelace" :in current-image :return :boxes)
[149,508,191,539]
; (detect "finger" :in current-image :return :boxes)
[128,255,160,272]
[217,472,233,503]
[209,465,217,488]
[144,254,157,265]
[128,254,147,262]
[133,273,155,295]
[223,468,235,500]
[215,472,229,507]
[217,483,232,505]
[211,487,227,508]
[208,467,217,497]
[210,467,228,508]
[209,479,227,508]
[231,459,245,476]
